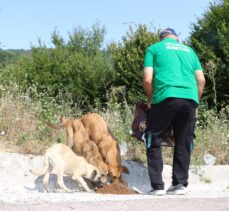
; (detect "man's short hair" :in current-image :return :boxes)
[160,28,178,40]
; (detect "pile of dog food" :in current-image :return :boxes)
[95,180,137,194]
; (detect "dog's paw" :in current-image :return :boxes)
[45,188,52,193]
[53,188,67,193]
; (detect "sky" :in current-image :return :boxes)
[0,0,214,50]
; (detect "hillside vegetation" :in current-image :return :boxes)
[0,0,228,164]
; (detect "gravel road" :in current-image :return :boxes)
[0,152,229,210]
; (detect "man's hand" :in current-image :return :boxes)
[147,102,151,110]
[195,70,205,99]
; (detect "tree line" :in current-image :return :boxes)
[0,0,228,111]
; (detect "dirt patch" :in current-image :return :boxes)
[95,180,137,194]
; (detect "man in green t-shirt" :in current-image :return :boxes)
[143,28,205,195]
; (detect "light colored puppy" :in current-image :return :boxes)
[30,143,101,192]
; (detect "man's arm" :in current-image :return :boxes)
[195,70,205,99]
[143,67,154,108]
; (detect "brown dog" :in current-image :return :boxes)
[48,118,109,184]
[71,119,109,184]
[80,113,129,181]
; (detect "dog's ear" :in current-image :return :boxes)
[121,166,129,174]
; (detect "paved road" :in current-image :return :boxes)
[1,196,229,211]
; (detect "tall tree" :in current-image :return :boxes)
[189,0,229,108]
[109,24,160,104]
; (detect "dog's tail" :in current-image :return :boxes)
[30,153,50,176]
[45,117,67,130]
[46,123,63,130]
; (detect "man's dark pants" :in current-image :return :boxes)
[146,97,197,190]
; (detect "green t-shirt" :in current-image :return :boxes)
[144,37,203,104]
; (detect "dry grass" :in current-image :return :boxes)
[191,108,229,165]
[0,85,75,154]
[0,85,228,165]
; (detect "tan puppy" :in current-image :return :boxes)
[48,118,109,183]
[80,113,129,180]
[47,117,79,148]
[71,119,109,184]
[30,143,101,192]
